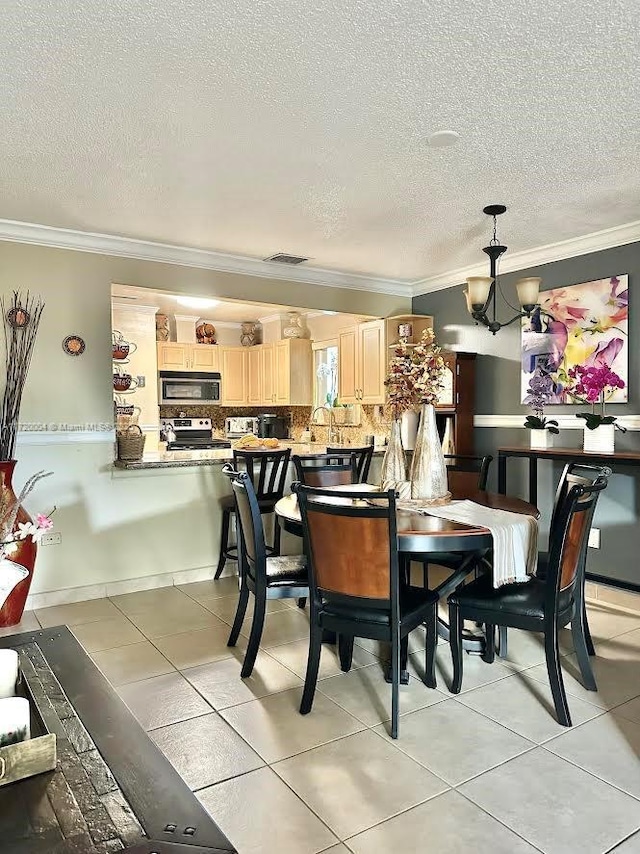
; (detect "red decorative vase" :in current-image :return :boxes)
[0,461,37,627]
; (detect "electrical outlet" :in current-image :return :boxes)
[41,532,62,546]
[588,527,600,549]
[137,375,146,388]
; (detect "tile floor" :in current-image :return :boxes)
[8,576,640,854]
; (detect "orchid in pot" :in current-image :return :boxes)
[523,368,559,449]
[567,364,626,454]
[0,470,54,611]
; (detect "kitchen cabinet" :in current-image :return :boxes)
[275,339,312,405]
[157,342,220,372]
[337,319,386,404]
[261,343,275,404]
[220,347,247,406]
[246,346,263,405]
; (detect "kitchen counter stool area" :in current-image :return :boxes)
[4,573,640,854]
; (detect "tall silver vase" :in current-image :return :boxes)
[380,419,406,486]
[410,404,449,500]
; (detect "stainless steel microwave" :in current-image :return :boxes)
[159,371,221,406]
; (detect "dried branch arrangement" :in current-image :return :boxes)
[0,291,45,460]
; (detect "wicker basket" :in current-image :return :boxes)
[116,425,145,461]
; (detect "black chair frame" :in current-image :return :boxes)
[292,452,358,487]
[449,472,609,726]
[222,465,308,678]
[295,484,438,738]
[326,444,374,483]
[215,448,291,579]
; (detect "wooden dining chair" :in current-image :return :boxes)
[448,469,610,726]
[215,447,291,579]
[222,465,308,677]
[326,444,374,483]
[496,462,610,658]
[292,453,357,487]
[295,483,439,739]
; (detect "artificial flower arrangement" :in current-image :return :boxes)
[0,470,54,560]
[567,364,627,431]
[384,327,446,418]
[523,368,560,435]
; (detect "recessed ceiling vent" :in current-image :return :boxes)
[263,252,309,265]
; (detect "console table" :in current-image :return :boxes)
[497,445,640,593]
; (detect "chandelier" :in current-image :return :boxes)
[464,205,541,334]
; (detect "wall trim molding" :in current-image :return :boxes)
[474,414,640,430]
[412,219,640,296]
[111,299,160,314]
[16,429,116,445]
[0,218,412,298]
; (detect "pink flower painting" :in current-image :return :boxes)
[521,276,628,404]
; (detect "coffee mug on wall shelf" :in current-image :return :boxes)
[112,330,138,361]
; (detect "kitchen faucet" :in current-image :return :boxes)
[309,406,341,444]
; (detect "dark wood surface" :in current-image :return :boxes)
[0,628,236,854]
[498,445,640,461]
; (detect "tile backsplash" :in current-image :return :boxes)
[159,405,391,445]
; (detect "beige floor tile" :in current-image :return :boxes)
[71,615,144,653]
[374,700,533,785]
[198,766,338,854]
[497,627,573,671]
[220,686,364,763]
[267,636,378,680]
[545,712,640,799]
[273,729,448,840]
[457,672,602,743]
[320,846,350,854]
[201,593,293,622]
[239,607,311,648]
[149,712,264,790]
[36,598,120,628]
[109,585,191,616]
[182,650,302,709]
[409,642,514,694]
[354,625,426,661]
[585,602,640,640]
[91,641,174,686]
[614,696,640,726]
[318,663,448,728]
[526,648,640,711]
[153,623,247,669]
[346,789,538,853]
[460,748,640,854]
[596,627,640,659]
[0,610,40,637]
[178,576,240,602]
[117,671,212,730]
[127,599,224,639]
[611,831,640,852]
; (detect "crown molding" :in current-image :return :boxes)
[412,219,640,296]
[112,300,159,314]
[258,312,288,325]
[0,218,412,298]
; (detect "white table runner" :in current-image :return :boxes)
[400,499,538,588]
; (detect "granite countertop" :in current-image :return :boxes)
[114,442,386,470]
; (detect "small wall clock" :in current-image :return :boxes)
[62,335,86,356]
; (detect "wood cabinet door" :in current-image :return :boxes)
[157,343,190,371]
[338,327,358,404]
[246,347,263,405]
[358,320,385,404]
[262,343,275,404]
[191,344,220,372]
[275,341,290,404]
[221,348,247,405]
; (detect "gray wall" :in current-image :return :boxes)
[413,241,640,587]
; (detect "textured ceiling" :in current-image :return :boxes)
[2,0,640,280]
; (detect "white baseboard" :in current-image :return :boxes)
[26,564,222,609]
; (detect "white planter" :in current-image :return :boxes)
[529,429,554,450]
[400,409,419,451]
[583,424,615,454]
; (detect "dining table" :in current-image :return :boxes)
[275,485,540,668]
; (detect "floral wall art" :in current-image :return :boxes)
[521,275,628,404]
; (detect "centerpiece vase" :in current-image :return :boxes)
[380,419,407,487]
[410,404,450,501]
[0,461,37,627]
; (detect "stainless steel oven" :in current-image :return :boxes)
[159,371,221,406]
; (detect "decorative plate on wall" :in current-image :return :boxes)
[62,335,86,356]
